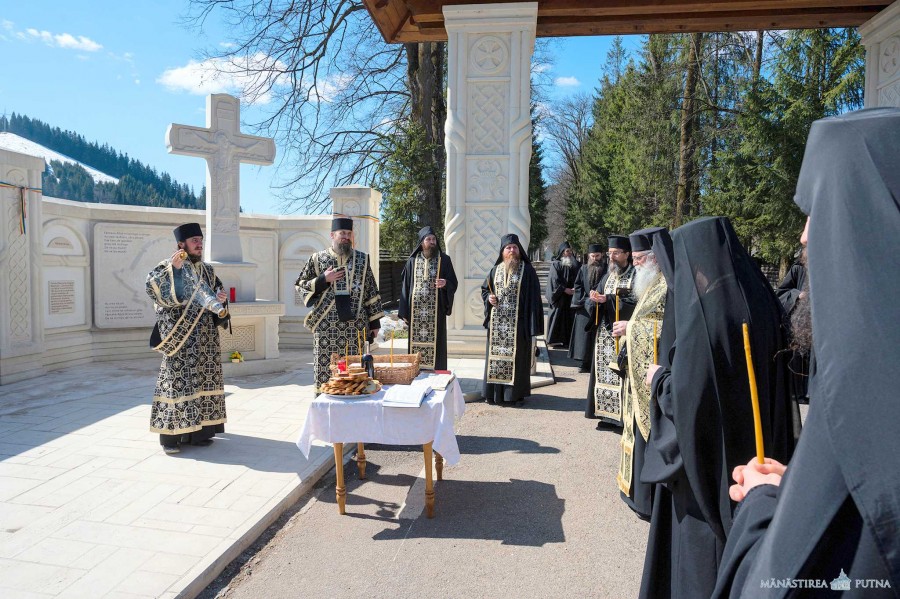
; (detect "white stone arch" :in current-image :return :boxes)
[280,230,331,317]
[41,219,90,330]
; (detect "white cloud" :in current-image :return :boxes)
[554,76,581,88]
[157,54,287,105]
[313,73,354,103]
[21,26,102,51]
[532,62,552,74]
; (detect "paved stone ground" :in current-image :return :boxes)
[199,348,650,599]
[0,349,525,598]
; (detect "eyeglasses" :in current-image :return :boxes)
[607,250,626,257]
[632,251,654,263]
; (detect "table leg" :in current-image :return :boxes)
[333,443,346,515]
[434,451,444,481]
[356,442,367,479]
[423,442,435,518]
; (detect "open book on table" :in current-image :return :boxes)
[382,383,432,408]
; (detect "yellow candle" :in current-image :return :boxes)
[742,322,765,464]
[390,330,394,366]
[357,329,362,359]
[653,320,658,365]
[614,293,620,354]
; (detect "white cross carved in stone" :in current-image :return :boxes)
[166,94,275,263]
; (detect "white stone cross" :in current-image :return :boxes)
[166,94,275,263]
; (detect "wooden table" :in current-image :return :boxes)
[297,379,464,518]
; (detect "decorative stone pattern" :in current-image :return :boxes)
[220,325,256,353]
[468,160,507,202]
[470,35,509,76]
[468,208,504,278]
[6,173,31,343]
[880,81,900,106]
[880,35,900,80]
[468,83,508,155]
[468,286,486,324]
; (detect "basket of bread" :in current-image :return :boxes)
[330,353,421,386]
[320,367,382,397]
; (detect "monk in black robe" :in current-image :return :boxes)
[481,233,544,406]
[714,108,900,599]
[585,235,637,423]
[545,241,580,348]
[638,216,798,599]
[568,243,607,372]
[775,254,812,404]
[398,226,458,370]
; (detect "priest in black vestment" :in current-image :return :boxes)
[714,108,900,599]
[568,243,607,372]
[584,235,637,423]
[545,241,580,348]
[637,216,798,599]
[481,234,544,406]
[398,226,458,370]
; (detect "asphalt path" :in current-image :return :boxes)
[201,349,649,599]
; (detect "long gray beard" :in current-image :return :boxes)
[608,263,622,277]
[790,276,813,354]
[561,256,576,268]
[633,263,660,298]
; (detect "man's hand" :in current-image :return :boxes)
[435,278,447,289]
[171,249,185,269]
[324,267,346,283]
[589,290,607,303]
[729,458,787,502]
[488,294,498,306]
[565,288,575,295]
[645,364,661,386]
[216,290,227,302]
[612,320,628,337]
[370,328,380,340]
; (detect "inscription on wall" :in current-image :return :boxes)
[48,280,76,315]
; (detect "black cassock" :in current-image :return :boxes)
[545,258,580,347]
[567,264,604,370]
[714,109,900,598]
[639,217,798,599]
[775,263,812,403]
[481,253,544,405]
[398,250,458,371]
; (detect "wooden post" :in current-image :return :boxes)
[356,442,367,479]
[424,442,435,518]
[333,443,346,515]
[434,451,444,481]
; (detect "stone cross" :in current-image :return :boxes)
[166,94,275,263]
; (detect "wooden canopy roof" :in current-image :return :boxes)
[362,1,892,43]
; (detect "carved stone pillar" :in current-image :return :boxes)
[861,0,900,108]
[443,2,537,333]
[0,149,46,384]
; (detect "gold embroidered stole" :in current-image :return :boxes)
[486,262,524,384]
[593,266,636,421]
[409,254,440,369]
[303,249,369,331]
[149,262,213,357]
[617,272,667,495]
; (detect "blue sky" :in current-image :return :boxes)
[2,1,641,215]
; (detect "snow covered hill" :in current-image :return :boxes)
[0,132,119,185]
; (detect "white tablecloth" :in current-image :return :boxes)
[296,379,466,465]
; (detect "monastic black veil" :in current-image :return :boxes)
[638,216,797,599]
[714,108,900,597]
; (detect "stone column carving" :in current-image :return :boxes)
[0,149,46,383]
[443,2,537,331]
[861,1,900,108]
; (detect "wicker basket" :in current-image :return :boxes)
[330,352,421,385]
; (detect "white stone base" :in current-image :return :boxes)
[221,301,285,360]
